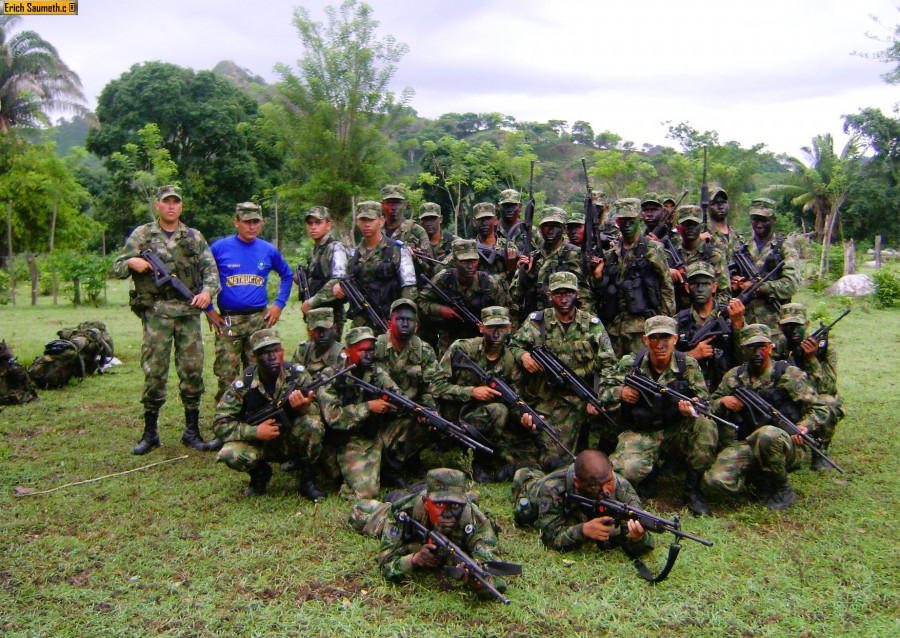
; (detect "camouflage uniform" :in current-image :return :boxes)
[301,206,349,340]
[416,202,455,278]
[512,464,653,554]
[292,339,345,376]
[381,184,430,251]
[712,227,744,267]
[671,206,731,311]
[0,341,37,406]
[509,272,617,468]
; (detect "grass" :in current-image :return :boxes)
[1,279,898,637]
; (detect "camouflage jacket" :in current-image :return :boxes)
[432,337,523,404]
[740,235,801,321]
[384,219,430,252]
[771,336,839,397]
[475,236,516,280]
[318,362,401,435]
[676,241,732,309]
[418,230,456,278]
[305,232,348,308]
[113,220,220,317]
[291,340,345,377]
[531,464,653,553]
[510,241,593,314]
[600,235,676,328]
[373,333,438,407]
[419,269,510,324]
[711,226,744,266]
[599,350,709,412]
[378,492,503,587]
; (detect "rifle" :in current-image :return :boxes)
[338,276,388,332]
[623,370,740,432]
[517,161,537,321]
[649,189,689,241]
[528,345,619,430]
[396,511,521,604]
[729,248,785,311]
[139,249,230,335]
[808,308,850,352]
[417,274,481,328]
[295,264,311,301]
[700,147,709,233]
[246,365,357,428]
[581,159,599,281]
[731,386,846,473]
[662,235,687,272]
[451,349,575,460]
[393,239,447,268]
[344,374,495,455]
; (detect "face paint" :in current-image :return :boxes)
[389,308,417,342]
[347,340,376,368]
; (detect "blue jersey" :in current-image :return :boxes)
[211,235,293,312]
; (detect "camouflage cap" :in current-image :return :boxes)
[451,238,479,261]
[685,261,716,281]
[640,192,662,207]
[418,202,442,219]
[548,271,578,291]
[741,323,773,347]
[235,202,262,221]
[677,204,703,225]
[567,210,585,225]
[381,184,406,201]
[425,468,468,504]
[356,201,383,220]
[644,315,678,337]
[750,197,777,218]
[591,188,606,200]
[481,305,510,326]
[662,194,677,206]
[473,202,497,219]
[499,189,521,205]
[390,297,418,317]
[614,198,641,218]
[539,207,566,225]
[156,184,182,201]
[305,206,331,221]
[249,328,282,352]
[778,303,808,325]
[345,326,376,346]
[709,186,728,201]
[306,307,334,330]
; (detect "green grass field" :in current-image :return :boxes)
[1,279,898,637]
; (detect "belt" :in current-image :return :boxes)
[220,306,267,317]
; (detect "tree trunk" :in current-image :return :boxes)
[26,253,38,305]
[49,189,59,253]
[6,200,14,305]
[73,276,82,306]
[818,205,843,278]
[843,239,856,276]
[875,235,882,269]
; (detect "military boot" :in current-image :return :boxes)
[297,464,327,502]
[765,476,796,510]
[636,467,659,499]
[682,468,711,516]
[243,462,273,497]
[132,410,161,455]
[181,408,222,452]
[380,455,406,489]
[471,452,493,484]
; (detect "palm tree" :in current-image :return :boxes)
[0,15,86,132]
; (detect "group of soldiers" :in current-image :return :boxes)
[108,181,846,599]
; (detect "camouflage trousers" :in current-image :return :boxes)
[213,311,268,402]
[216,414,325,472]
[378,415,426,474]
[742,298,781,330]
[606,314,647,359]
[532,395,587,471]
[704,425,807,495]
[140,311,204,411]
[819,394,844,444]
[461,401,540,469]
[319,433,382,501]
[610,415,717,486]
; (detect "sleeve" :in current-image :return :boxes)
[508,317,538,362]
[431,341,476,403]
[377,515,419,581]
[195,233,221,298]
[536,489,588,552]
[649,241,676,316]
[308,242,348,309]
[418,342,439,408]
[112,226,146,279]
[213,386,259,442]
[783,367,830,436]
[710,246,732,308]
[758,241,800,301]
[597,354,632,406]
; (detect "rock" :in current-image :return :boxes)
[824,274,874,297]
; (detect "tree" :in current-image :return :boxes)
[267,0,413,229]
[588,149,657,199]
[595,130,622,149]
[571,120,595,146]
[0,15,86,132]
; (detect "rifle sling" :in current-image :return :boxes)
[631,541,682,584]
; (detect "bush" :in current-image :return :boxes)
[808,242,845,281]
[0,268,9,305]
[47,251,113,307]
[872,268,900,308]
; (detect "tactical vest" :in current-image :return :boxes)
[617,236,662,318]
[308,236,339,296]
[130,228,205,315]
[236,363,301,420]
[761,236,785,280]
[621,350,692,431]
[537,243,578,302]
[674,309,733,392]
[440,270,494,340]
[735,360,802,439]
[348,241,400,321]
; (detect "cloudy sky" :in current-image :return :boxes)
[21,0,900,160]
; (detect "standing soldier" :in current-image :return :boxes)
[595,199,675,358]
[702,187,743,265]
[211,202,293,403]
[566,210,586,249]
[113,185,220,455]
[669,205,730,312]
[415,202,455,278]
[299,206,348,340]
[496,188,525,244]
[380,184,430,251]
[472,202,518,283]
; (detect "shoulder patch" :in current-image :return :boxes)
[464,523,475,535]
[386,523,402,541]
[232,380,244,390]
[292,364,305,374]
[590,316,601,324]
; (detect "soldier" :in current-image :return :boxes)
[496,188,524,243]
[705,324,830,509]
[595,198,676,358]
[433,305,536,482]
[420,238,510,354]
[566,210,585,249]
[510,271,617,470]
[374,299,439,487]
[210,202,293,403]
[318,326,402,500]
[702,186,743,265]
[772,303,845,471]
[113,185,221,455]
[472,202,518,282]
[213,329,326,500]
[662,194,677,215]
[299,206,348,340]
[292,307,345,374]
[732,199,801,327]
[415,202,455,278]
[0,341,37,406]
[512,450,651,555]
[640,192,671,239]
[603,316,717,516]
[375,468,510,599]
[670,205,731,311]
[331,201,417,330]
[380,184,430,251]
[592,188,620,246]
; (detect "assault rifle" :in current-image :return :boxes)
[451,349,575,460]
[338,277,388,332]
[394,239,447,268]
[517,161,538,321]
[729,248,785,311]
[344,374,495,454]
[139,249,230,335]
[528,345,619,430]
[417,274,481,328]
[396,511,521,604]
[663,235,687,272]
[649,189,688,241]
[700,147,709,233]
[623,370,739,431]
[246,365,356,428]
[581,158,600,282]
[808,308,850,352]
[731,386,846,473]
[295,264,311,301]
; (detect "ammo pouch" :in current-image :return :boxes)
[622,277,651,316]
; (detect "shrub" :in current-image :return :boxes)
[872,268,900,308]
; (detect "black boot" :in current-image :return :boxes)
[765,476,796,510]
[471,452,493,484]
[244,462,273,497]
[297,464,326,502]
[636,467,659,499]
[181,408,221,452]
[380,454,406,489]
[682,468,711,516]
[132,410,161,455]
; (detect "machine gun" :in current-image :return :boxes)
[623,370,739,432]
[417,274,481,328]
[396,511,521,604]
[245,365,356,428]
[451,349,574,460]
[338,276,388,332]
[731,386,846,473]
[139,249,230,335]
[344,374,495,454]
